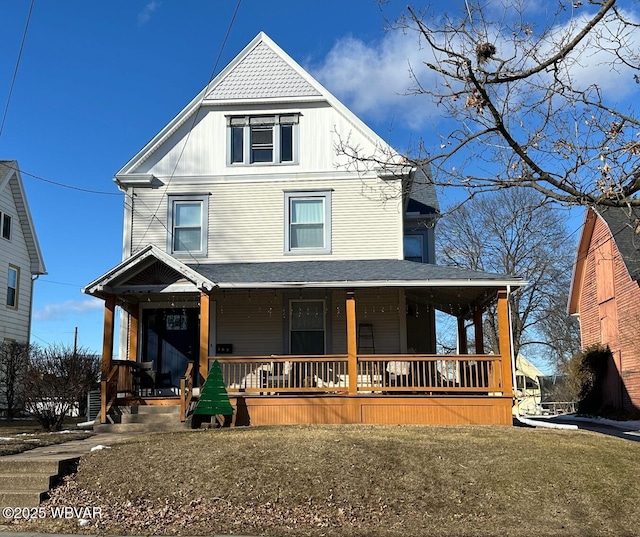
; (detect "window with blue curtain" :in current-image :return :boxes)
[290,198,324,248]
[173,201,202,252]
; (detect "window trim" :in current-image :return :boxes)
[167,194,209,257]
[284,190,332,255]
[7,265,19,309]
[227,114,299,166]
[1,212,11,241]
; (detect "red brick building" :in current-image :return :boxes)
[568,207,640,413]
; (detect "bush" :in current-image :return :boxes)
[566,344,611,415]
[23,344,100,431]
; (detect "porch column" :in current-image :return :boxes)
[473,307,484,354]
[496,290,513,395]
[101,294,116,378]
[125,303,139,362]
[457,317,468,354]
[346,290,357,395]
[199,291,210,383]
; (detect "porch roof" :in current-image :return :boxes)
[191,259,527,314]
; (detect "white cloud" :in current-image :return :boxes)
[34,299,103,322]
[138,1,161,26]
[311,32,442,131]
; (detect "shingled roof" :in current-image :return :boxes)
[599,206,640,282]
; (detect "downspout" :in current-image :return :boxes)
[28,274,40,345]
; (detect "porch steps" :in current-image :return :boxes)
[94,404,191,434]
[0,457,78,507]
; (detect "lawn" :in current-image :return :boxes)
[12,424,640,537]
[0,419,93,456]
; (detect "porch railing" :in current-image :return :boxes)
[211,354,504,395]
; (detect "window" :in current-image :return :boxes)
[228,114,298,165]
[404,235,424,263]
[167,195,208,256]
[284,191,332,254]
[0,213,11,240]
[6,266,18,308]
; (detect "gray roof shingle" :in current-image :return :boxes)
[599,206,640,281]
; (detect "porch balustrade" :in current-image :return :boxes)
[211,354,504,395]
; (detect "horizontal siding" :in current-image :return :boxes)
[128,175,401,261]
[0,183,33,342]
[134,103,386,177]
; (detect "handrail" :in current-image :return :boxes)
[211,353,505,395]
[180,361,195,422]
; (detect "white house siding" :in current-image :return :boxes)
[330,288,402,355]
[211,290,284,355]
[128,174,401,262]
[132,102,388,178]
[0,181,33,343]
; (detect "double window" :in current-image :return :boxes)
[284,191,332,254]
[0,212,11,241]
[6,266,18,308]
[229,114,298,165]
[168,195,208,256]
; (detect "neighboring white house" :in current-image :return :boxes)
[0,161,46,344]
[85,33,525,426]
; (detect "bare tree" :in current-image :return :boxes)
[0,341,29,420]
[23,344,100,431]
[343,0,640,209]
[437,188,580,371]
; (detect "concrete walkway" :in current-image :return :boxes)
[522,414,640,442]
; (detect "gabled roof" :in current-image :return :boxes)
[568,206,640,314]
[0,161,46,275]
[82,245,216,299]
[116,32,403,178]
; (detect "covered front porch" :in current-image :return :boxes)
[84,246,525,427]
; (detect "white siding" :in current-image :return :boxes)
[0,180,33,342]
[129,174,402,261]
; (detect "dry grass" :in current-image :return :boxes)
[13,424,640,536]
[0,419,93,456]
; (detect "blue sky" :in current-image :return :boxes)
[1,1,637,355]
[0,0,421,353]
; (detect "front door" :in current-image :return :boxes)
[290,299,325,354]
[141,308,200,392]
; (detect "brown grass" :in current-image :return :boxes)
[13,424,640,536]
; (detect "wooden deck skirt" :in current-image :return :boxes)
[230,394,514,426]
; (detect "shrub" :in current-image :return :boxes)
[566,344,611,415]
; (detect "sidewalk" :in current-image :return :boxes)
[521,413,640,441]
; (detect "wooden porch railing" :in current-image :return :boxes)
[210,354,504,396]
[100,363,120,424]
[180,361,194,422]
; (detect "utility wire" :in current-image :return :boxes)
[12,164,121,196]
[135,0,243,258]
[0,0,34,139]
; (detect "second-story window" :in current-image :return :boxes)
[6,266,18,308]
[168,195,208,257]
[229,114,298,165]
[1,213,11,240]
[284,191,332,254]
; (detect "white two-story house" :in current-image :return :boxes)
[0,161,46,344]
[85,33,524,427]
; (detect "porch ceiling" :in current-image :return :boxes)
[191,259,527,315]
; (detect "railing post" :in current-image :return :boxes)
[199,291,210,384]
[100,380,107,424]
[473,307,484,354]
[346,290,357,395]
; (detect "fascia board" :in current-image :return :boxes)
[214,279,528,289]
[567,208,596,315]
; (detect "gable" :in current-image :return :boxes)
[205,40,321,101]
[116,32,402,179]
[0,161,46,275]
[599,206,640,282]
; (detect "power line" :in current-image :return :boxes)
[16,165,121,196]
[0,0,34,139]
[135,0,243,257]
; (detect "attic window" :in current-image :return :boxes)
[228,114,299,165]
[1,212,11,240]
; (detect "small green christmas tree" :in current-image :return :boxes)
[194,359,234,418]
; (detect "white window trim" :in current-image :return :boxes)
[167,194,209,257]
[7,265,18,309]
[227,114,299,166]
[284,190,332,255]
